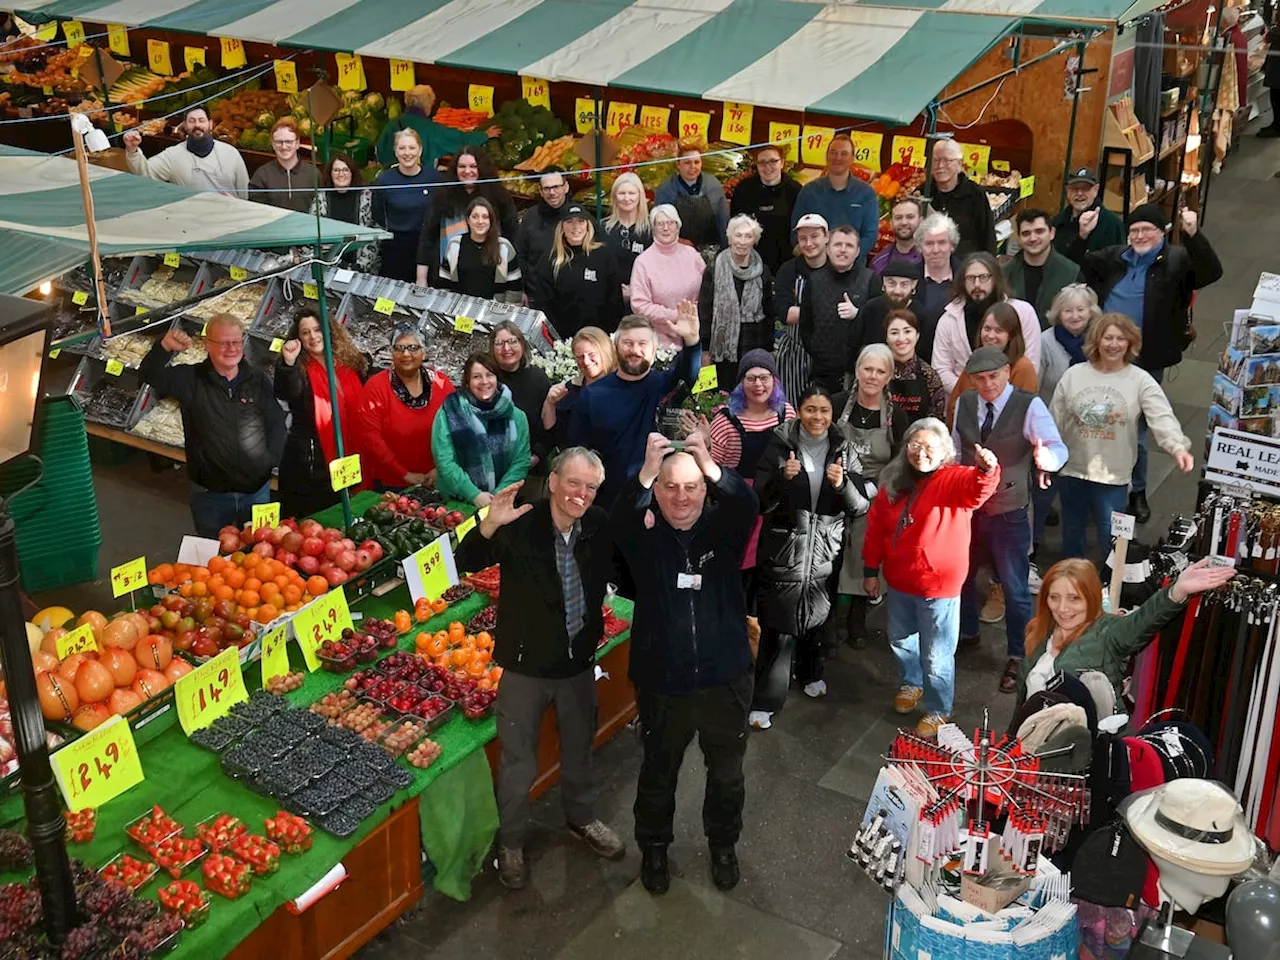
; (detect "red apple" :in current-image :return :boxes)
[301,536,325,557]
[297,555,320,575]
[353,549,374,572]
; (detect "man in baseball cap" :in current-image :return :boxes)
[1052,167,1124,262]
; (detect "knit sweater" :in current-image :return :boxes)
[371,166,441,235]
[355,369,454,488]
[629,242,706,348]
[126,140,248,197]
[1049,362,1190,485]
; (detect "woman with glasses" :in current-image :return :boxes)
[945,301,1038,423]
[438,197,522,302]
[303,152,379,274]
[541,327,617,450]
[415,146,518,286]
[489,321,551,474]
[276,309,369,517]
[601,172,652,295]
[729,145,801,274]
[862,419,1001,737]
[697,214,775,389]
[527,204,626,337]
[629,204,706,348]
[432,353,531,507]
[356,326,455,490]
[372,128,442,282]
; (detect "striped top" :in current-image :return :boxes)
[710,404,797,469]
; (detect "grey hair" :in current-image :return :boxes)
[650,203,682,228]
[933,138,963,160]
[725,213,763,244]
[915,211,960,249]
[390,323,426,349]
[551,446,605,482]
[854,343,894,376]
[1046,282,1101,327]
[877,417,956,502]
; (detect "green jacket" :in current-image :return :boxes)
[1003,249,1082,327]
[375,111,489,169]
[1015,587,1186,706]
[430,404,531,505]
[1052,203,1125,263]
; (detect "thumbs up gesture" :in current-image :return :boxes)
[783,450,802,480]
[974,444,998,473]
[1032,439,1056,472]
[837,292,858,320]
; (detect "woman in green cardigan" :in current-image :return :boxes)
[1016,557,1236,707]
[376,84,499,170]
[431,353,530,507]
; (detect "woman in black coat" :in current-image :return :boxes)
[526,205,626,336]
[750,385,872,729]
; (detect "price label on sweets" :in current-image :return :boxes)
[53,716,144,813]
[175,646,248,734]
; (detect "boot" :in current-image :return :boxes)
[640,844,670,895]
[1129,491,1151,524]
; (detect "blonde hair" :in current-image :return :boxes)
[551,219,604,277]
[1085,312,1142,364]
[405,85,436,112]
[571,326,617,381]
[392,127,422,150]
[1047,283,1101,327]
[604,172,650,236]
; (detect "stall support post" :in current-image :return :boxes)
[1197,8,1229,221]
[922,104,940,204]
[1060,40,1090,209]
[593,87,603,222]
[0,510,78,942]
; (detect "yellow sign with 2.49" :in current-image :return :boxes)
[53,715,144,813]
[292,586,353,671]
[175,646,248,734]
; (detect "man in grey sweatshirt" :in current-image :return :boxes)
[123,106,248,198]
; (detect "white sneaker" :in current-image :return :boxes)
[868,594,884,606]
[1028,563,1043,594]
[748,710,773,729]
[803,680,828,698]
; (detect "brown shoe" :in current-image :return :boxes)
[497,846,529,890]
[981,584,1005,623]
[893,685,923,714]
[1000,659,1021,694]
[915,713,949,738]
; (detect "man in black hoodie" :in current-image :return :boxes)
[514,168,581,278]
[928,139,996,256]
[729,144,802,274]
[799,225,874,391]
[845,258,920,374]
[612,431,758,896]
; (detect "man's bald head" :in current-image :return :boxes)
[654,451,707,531]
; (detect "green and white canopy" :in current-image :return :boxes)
[0,145,387,294]
[17,0,1140,125]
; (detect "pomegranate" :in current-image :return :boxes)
[37,672,78,721]
[301,537,325,557]
[72,702,112,732]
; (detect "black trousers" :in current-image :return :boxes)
[752,628,795,712]
[634,670,752,849]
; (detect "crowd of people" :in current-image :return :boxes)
[135,129,1227,901]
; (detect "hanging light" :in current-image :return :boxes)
[37,282,51,297]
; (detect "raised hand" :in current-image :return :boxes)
[837,292,858,320]
[673,300,700,344]
[481,481,532,531]
[123,129,143,152]
[161,328,191,353]
[682,428,720,482]
[1078,208,1099,239]
[783,451,801,480]
[1180,209,1198,237]
[281,339,302,365]
[973,444,998,473]
[826,460,845,488]
[639,432,673,487]
[1170,557,1235,603]
[473,491,494,508]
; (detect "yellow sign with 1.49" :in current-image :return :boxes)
[175,646,248,734]
[53,715,144,813]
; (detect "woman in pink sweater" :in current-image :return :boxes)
[629,203,706,348]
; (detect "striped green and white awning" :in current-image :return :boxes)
[0,145,388,294]
[17,0,1134,126]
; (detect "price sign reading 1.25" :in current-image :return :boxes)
[293,586,354,671]
[53,715,144,813]
[175,646,248,735]
[639,106,670,133]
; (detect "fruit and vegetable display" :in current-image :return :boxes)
[157,879,210,928]
[201,852,251,900]
[195,814,245,853]
[432,105,491,131]
[412,621,500,688]
[281,89,396,152]
[100,852,159,892]
[208,89,290,149]
[317,628,379,672]
[210,516,382,591]
[263,811,312,854]
[487,98,570,169]
[462,565,501,597]
[265,670,305,695]
[227,834,280,876]
[126,804,182,853]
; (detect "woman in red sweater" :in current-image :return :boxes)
[356,325,454,489]
[861,417,999,737]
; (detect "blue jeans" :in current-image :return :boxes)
[961,508,1032,658]
[1131,366,1165,492]
[1031,477,1056,547]
[189,481,271,539]
[887,587,960,716]
[1057,476,1128,565]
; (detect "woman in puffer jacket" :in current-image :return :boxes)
[750,384,873,729]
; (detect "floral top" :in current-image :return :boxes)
[890,356,946,423]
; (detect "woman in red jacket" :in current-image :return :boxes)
[862,417,999,737]
[356,325,454,489]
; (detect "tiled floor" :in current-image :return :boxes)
[32,116,1280,960]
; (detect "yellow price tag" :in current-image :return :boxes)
[108,25,130,58]
[801,125,836,167]
[373,296,395,315]
[147,39,173,77]
[292,586,353,671]
[960,142,991,177]
[302,282,318,299]
[1019,175,1036,200]
[184,47,205,72]
[252,502,280,532]
[891,135,928,169]
[639,106,670,133]
[390,59,415,92]
[220,37,246,70]
[35,22,57,41]
[411,536,454,602]
[768,122,800,164]
[335,52,365,92]
[43,85,54,96]
[992,160,1011,173]
[468,84,495,118]
[455,513,478,542]
[56,624,98,659]
[719,102,753,147]
[111,556,147,597]
[229,266,248,281]
[63,21,86,48]
[521,76,551,109]
[260,622,291,690]
[72,291,89,306]
[677,110,711,145]
[454,315,475,334]
[692,365,719,394]
[53,715,144,813]
[175,646,248,735]
[135,306,149,319]
[574,97,597,134]
[850,131,883,173]
[328,453,361,492]
[163,252,180,268]
[606,102,637,136]
[49,349,61,359]
[274,60,297,94]
[199,322,208,337]
[270,338,284,353]
[105,359,124,377]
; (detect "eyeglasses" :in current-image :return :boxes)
[935,156,963,166]
[965,273,994,283]
[272,139,298,146]
[742,373,773,384]
[907,441,943,455]
[392,343,423,354]
[756,158,782,166]
[492,338,521,349]
[540,183,567,193]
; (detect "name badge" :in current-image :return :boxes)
[632,242,645,253]
[584,268,597,281]
[677,573,702,590]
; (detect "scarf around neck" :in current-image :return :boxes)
[391,366,432,409]
[1054,324,1088,366]
[186,135,215,158]
[710,250,765,363]
[442,385,518,493]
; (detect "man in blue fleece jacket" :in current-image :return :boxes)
[568,303,703,508]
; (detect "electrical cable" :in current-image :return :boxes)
[0,456,46,514]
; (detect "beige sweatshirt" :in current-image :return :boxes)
[125,140,248,198]
[1049,362,1190,485]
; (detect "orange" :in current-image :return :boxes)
[273,574,289,591]
[207,556,226,575]
[448,622,464,642]
[466,658,486,678]
[478,678,493,691]
[476,649,491,664]
[257,604,279,624]
[191,582,208,598]
[243,577,262,594]
[214,584,235,602]
[147,568,164,586]
[243,554,260,569]
[244,606,258,622]
[225,568,246,589]
[427,636,447,657]
[433,655,450,671]
[238,590,260,609]
[306,576,328,597]
[173,563,190,578]
[454,668,471,679]
[488,666,503,683]
[260,582,281,602]
[415,633,431,652]
[476,631,492,650]
[450,647,468,667]
[179,583,194,598]
[264,560,284,580]
[192,567,211,582]
[282,584,303,606]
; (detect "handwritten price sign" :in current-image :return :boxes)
[1019,175,1036,199]
[959,142,991,177]
[184,47,206,72]
[639,106,670,133]
[105,359,124,377]
[251,502,280,532]
[53,716,144,813]
[175,646,247,734]
[229,266,248,281]
[260,622,290,690]
[521,76,551,109]
[71,291,89,306]
[373,296,396,315]
[293,586,353,671]
[390,59,415,92]
[891,135,927,169]
[63,21,86,48]
[274,60,298,95]
[574,97,598,134]
[335,53,366,92]
[468,84,495,118]
[850,132,883,173]
[768,122,799,164]
[270,338,284,353]
[221,38,246,70]
[606,102,637,136]
[454,513,478,542]
[454,315,475,334]
[302,282,318,299]
[148,39,173,77]
[108,25,130,58]
[407,534,458,604]
[801,126,836,167]
[111,556,147,598]
[56,624,98,659]
[677,110,711,145]
[693,365,719,394]
[163,252,181,268]
[328,454,361,492]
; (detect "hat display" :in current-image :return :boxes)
[1066,167,1099,185]
[881,259,921,280]
[1126,203,1168,232]
[964,346,1011,376]
[794,213,828,231]
[1007,688,1069,739]
[1123,780,1256,877]
[1017,702,1087,755]
[1044,671,1099,735]
[736,348,778,383]
[1077,670,1117,722]
[1038,721,1092,773]
[1072,820,1151,908]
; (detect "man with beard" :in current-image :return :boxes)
[911,213,964,363]
[1003,209,1081,326]
[568,306,702,509]
[124,106,248,197]
[871,198,924,275]
[928,139,995,256]
[846,260,920,376]
[799,225,873,392]
[931,253,1041,394]
[1052,168,1124,262]
[772,214,828,403]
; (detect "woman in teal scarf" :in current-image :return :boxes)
[431,353,531,506]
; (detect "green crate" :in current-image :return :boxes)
[18,542,100,593]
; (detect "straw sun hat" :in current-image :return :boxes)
[1123,780,1255,877]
